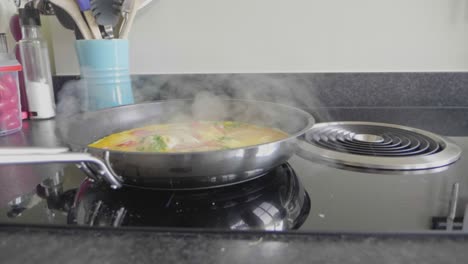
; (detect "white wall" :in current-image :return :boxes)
[51,0,468,75]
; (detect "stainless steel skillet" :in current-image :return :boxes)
[0,100,315,189]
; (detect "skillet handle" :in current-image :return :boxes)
[0,147,123,189]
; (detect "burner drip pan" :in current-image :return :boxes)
[298,122,462,171]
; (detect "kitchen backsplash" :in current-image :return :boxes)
[53,72,468,108]
[49,0,468,74]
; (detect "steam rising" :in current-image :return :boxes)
[191,92,228,120]
[56,74,324,141]
[133,74,323,110]
[56,79,85,137]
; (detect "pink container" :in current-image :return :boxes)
[0,60,22,136]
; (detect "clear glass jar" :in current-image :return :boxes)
[18,7,55,119]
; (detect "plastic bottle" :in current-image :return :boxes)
[0,33,22,135]
[18,7,55,119]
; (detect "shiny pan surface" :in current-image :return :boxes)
[60,100,315,189]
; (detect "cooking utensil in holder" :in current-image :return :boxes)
[75,39,134,111]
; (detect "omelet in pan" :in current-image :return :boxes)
[89,121,288,153]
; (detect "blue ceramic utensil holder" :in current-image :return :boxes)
[75,39,134,111]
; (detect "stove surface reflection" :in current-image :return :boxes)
[68,163,310,231]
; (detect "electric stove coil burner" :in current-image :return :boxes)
[312,124,442,157]
[299,122,462,171]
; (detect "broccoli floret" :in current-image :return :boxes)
[149,135,167,151]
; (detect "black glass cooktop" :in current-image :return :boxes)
[70,163,310,230]
[2,149,468,233]
[2,163,310,231]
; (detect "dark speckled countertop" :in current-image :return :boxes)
[1,225,468,264]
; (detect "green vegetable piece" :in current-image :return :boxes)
[223,121,243,129]
[136,146,145,152]
[150,135,168,151]
[218,136,234,142]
